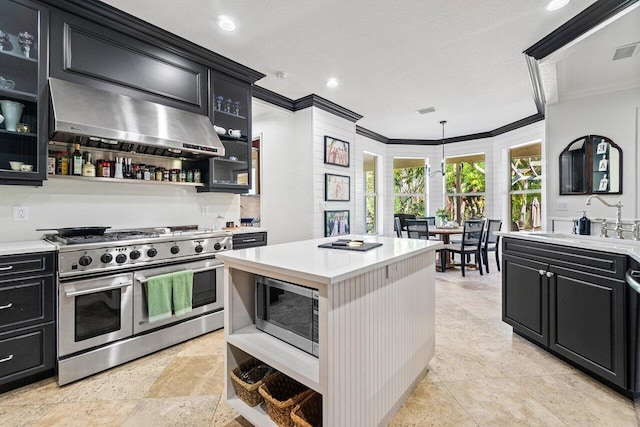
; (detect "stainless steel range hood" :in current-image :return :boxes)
[49,78,225,159]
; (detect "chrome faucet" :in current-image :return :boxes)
[586,195,624,239]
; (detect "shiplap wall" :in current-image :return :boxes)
[311,108,357,239]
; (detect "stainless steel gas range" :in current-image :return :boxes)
[46,227,231,385]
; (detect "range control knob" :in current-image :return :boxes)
[79,255,92,266]
[147,248,158,257]
[130,250,141,260]
[195,244,204,253]
[213,243,222,251]
[170,245,180,254]
[100,253,113,264]
[115,254,127,264]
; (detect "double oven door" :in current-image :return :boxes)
[58,273,133,357]
[132,258,224,335]
[58,257,224,358]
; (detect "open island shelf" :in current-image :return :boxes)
[217,235,442,426]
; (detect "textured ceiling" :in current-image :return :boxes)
[99,0,598,139]
[552,6,640,102]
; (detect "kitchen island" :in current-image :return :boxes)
[216,235,442,426]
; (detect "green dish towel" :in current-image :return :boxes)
[146,272,174,323]
[172,270,194,316]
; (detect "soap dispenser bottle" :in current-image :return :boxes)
[577,211,591,236]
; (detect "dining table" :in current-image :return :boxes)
[429,226,464,271]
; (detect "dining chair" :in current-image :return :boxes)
[481,219,502,273]
[394,217,403,238]
[417,217,438,239]
[394,213,416,233]
[441,219,485,277]
[406,219,430,240]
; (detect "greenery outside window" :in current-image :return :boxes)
[444,153,485,223]
[394,158,426,217]
[364,152,378,234]
[510,143,542,231]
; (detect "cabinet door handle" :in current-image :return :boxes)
[0,354,13,363]
[546,271,554,278]
[539,269,546,276]
[0,265,13,271]
[0,303,12,310]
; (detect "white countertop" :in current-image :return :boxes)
[0,240,57,256]
[499,231,640,262]
[216,234,442,284]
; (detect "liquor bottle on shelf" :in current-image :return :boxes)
[72,144,83,176]
[82,153,96,177]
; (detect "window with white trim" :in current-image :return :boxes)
[444,153,486,224]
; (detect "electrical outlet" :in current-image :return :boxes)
[556,201,568,211]
[13,206,29,222]
[201,205,210,216]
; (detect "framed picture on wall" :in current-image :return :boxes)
[325,173,350,201]
[325,210,350,237]
[324,136,350,167]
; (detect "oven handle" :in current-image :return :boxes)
[135,264,223,284]
[64,281,132,297]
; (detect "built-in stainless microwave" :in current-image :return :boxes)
[255,276,319,357]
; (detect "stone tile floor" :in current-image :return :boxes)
[0,262,637,426]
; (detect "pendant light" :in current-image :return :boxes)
[428,120,447,177]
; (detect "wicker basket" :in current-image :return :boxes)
[230,359,276,407]
[290,391,322,427]
[258,372,312,427]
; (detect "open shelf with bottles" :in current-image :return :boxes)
[46,142,204,187]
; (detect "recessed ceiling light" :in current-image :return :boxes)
[326,78,339,88]
[218,16,236,31]
[546,0,570,11]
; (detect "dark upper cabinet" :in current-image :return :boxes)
[197,72,252,193]
[49,8,208,115]
[559,135,622,195]
[0,0,49,186]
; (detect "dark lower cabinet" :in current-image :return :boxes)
[0,251,56,392]
[0,323,55,393]
[232,232,267,249]
[550,266,626,387]
[502,237,630,394]
[502,254,548,346]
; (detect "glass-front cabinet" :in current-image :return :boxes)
[559,135,622,195]
[198,72,252,193]
[0,0,48,185]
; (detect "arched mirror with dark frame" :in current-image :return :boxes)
[559,135,622,195]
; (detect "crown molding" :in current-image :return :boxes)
[524,0,639,60]
[355,126,388,143]
[294,94,363,122]
[253,87,363,123]
[252,86,295,110]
